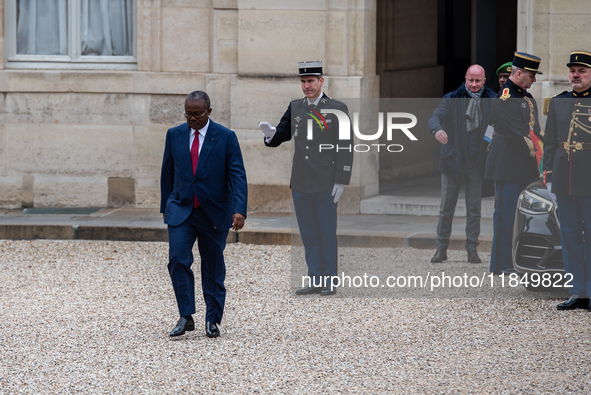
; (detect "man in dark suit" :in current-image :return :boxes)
[484,52,544,275]
[259,61,353,296]
[160,91,247,338]
[543,51,591,310]
[428,64,496,264]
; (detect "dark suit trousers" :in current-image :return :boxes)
[167,207,228,324]
[436,162,483,251]
[292,191,338,285]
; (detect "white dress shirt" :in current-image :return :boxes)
[189,119,209,154]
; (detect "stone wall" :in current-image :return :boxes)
[2,0,587,211]
[518,0,591,105]
[0,0,379,212]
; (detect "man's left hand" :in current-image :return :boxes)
[232,213,246,231]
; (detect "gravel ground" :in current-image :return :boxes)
[1,240,590,394]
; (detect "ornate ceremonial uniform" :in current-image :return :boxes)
[484,79,542,186]
[543,51,591,300]
[484,52,544,274]
[544,88,591,195]
[265,83,353,291]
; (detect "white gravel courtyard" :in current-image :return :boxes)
[1,240,590,393]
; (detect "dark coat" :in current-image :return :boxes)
[429,83,496,176]
[265,94,353,193]
[543,87,591,196]
[484,79,542,185]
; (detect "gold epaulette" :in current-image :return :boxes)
[543,91,569,116]
[542,97,551,116]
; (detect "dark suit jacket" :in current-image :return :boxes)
[160,120,248,231]
[428,83,496,176]
[265,94,353,193]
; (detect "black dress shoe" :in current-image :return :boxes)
[430,249,447,263]
[170,316,195,337]
[206,321,220,338]
[320,287,337,296]
[557,296,590,310]
[295,286,322,295]
[501,268,520,275]
[467,250,482,264]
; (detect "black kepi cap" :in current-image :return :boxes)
[567,51,591,68]
[512,52,543,74]
[298,61,322,76]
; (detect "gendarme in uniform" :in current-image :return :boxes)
[544,51,591,310]
[261,61,353,296]
[544,53,591,196]
[484,51,544,275]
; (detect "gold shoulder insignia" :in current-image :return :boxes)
[500,88,511,101]
[543,91,569,115]
[543,97,551,116]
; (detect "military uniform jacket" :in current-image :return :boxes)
[543,87,591,196]
[484,79,542,185]
[265,94,353,193]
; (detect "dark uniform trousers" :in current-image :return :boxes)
[490,181,527,272]
[544,90,591,296]
[292,190,338,284]
[484,79,542,273]
[266,94,353,285]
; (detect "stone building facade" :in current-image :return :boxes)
[0,0,588,212]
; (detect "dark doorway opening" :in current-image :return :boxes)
[375,0,518,192]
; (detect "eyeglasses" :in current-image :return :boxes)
[183,109,209,119]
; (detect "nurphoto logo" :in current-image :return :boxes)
[307,109,418,152]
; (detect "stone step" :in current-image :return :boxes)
[360,195,495,219]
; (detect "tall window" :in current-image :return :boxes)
[6,0,136,69]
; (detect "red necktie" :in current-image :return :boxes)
[191,132,200,207]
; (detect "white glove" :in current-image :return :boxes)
[546,182,557,206]
[259,122,276,141]
[332,184,344,203]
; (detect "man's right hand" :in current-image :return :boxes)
[259,122,276,140]
[434,129,448,144]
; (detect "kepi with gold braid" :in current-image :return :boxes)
[567,51,591,68]
[512,51,543,75]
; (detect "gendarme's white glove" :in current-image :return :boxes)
[259,121,276,141]
[546,182,557,206]
[332,184,344,203]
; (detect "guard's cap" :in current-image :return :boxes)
[567,51,591,68]
[512,52,543,74]
[496,62,512,75]
[298,61,322,76]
